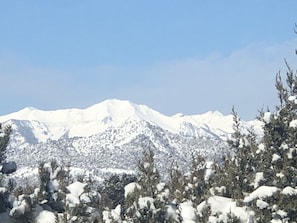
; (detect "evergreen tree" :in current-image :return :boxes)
[169,162,185,204]
[219,43,297,222]
[99,173,136,210]
[254,60,297,221]
[213,109,258,200]
[137,148,160,198]
[123,147,169,222]
[37,160,67,213]
[184,155,209,205]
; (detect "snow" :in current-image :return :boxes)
[281,186,297,195]
[272,153,281,162]
[244,186,279,203]
[0,187,6,193]
[138,197,155,210]
[67,181,86,197]
[256,143,265,154]
[10,199,27,217]
[197,200,207,213]
[256,199,269,209]
[276,172,285,178]
[207,196,250,221]
[157,182,166,191]
[179,201,196,223]
[280,143,289,150]
[263,112,272,123]
[271,220,282,223]
[35,210,56,223]
[0,99,180,139]
[124,182,141,198]
[80,193,91,203]
[288,95,297,102]
[205,161,214,182]
[289,119,297,128]
[66,181,87,207]
[103,205,122,223]
[99,168,135,175]
[0,99,262,143]
[143,162,150,169]
[34,205,56,223]
[287,148,297,159]
[66,193,80,206]
[111,205,121,222]
[276,209,287,218]
[254,172,264,188]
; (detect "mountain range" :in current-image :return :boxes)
[0,99,262,182]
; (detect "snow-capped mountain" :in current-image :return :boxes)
[0,99,262,182]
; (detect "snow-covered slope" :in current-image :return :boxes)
[0,99,260,143]
[0,99,262,181]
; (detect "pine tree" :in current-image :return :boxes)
[137,148,160,198]
[123,147,169,222]
[254,60,297,221]
[99,173,136,210]
[213,109,258,200]
[37,160,67,213]
[169,162,185,203]
[184,155,209,205]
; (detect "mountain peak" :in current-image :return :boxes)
[0,99,260,142]
[87,99,137,121]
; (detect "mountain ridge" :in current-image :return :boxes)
[0,99,260,143]
[0,99,262,182]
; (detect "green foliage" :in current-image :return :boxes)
[213,109,258,200]
[98,173,137,209]
[122,146,171,222]
[37,160,68,211]
[137,148,160,198]
[225,211,241,223]
[184,155,209,204]
[169,162,185,203]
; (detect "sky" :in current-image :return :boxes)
[1,1,297,120]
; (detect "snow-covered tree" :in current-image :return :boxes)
[169,162,185,204]
[37,160,68,214]
[122,147,170,222]
[215,49,297,222]
[212,109,258,200]
[99,173,136,210]
[137,148,161,198]
[251,61,297,221]
[184,155,210,205]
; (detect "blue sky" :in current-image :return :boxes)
[1,1,297,120]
